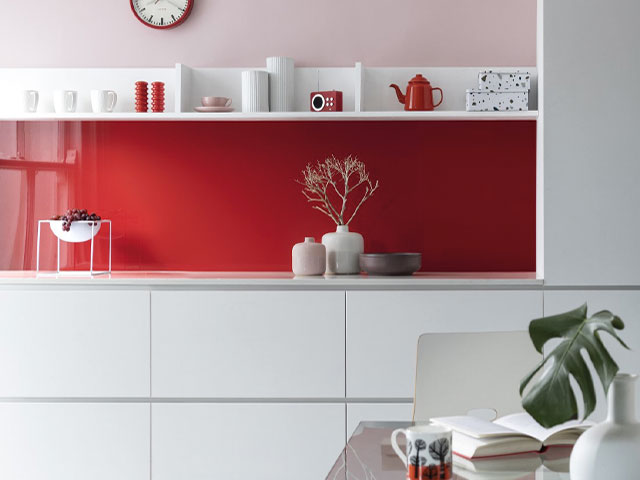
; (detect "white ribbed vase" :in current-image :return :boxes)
[241,70,269,113]
[266,56,294,112]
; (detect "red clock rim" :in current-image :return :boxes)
[129,0,194,29]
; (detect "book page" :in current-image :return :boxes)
[494,413,591,444]
[432,415,523,439]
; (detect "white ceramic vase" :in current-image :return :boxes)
[266,56,294,112]
[321,225,364,275]
[241,70,269,113]
[292,237,326,276]
[570,373,640,480]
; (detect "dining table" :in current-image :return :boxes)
[325,421,571,480]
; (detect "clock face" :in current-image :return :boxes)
[130,0,193,29]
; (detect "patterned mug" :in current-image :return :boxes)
[391,424,453,480]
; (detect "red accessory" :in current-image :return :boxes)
[389,74,443,111]
[310,91,343,112]
[151,82,165,113]
[135,81,148,113]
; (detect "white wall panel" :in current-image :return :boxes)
[544,0,640,285]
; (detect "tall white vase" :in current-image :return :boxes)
[266,56,294,112]
[241,70,269,113]
[570,373,640,479]
[321,225,364,275]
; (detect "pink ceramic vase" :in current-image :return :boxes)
[292,237,326,276]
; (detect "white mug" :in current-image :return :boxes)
[91,89,117,113]
[391,424,453,480]
[22,90,39,113]
[53,90,78,113]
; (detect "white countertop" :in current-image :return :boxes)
[0,271,542,289]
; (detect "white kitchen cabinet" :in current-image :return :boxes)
[544,0,640,285]
[347,403,414,438]
[347,290,543,398]
[0,290,150,397]
[152,290,345,398]
[544,290,640,421]
[0,403,150,480]
[152,403,345,480]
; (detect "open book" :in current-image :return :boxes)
[431,413,591,459]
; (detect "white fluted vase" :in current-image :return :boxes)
[266,56,294,112]
[241,70,269,113]
[570,373,640,480]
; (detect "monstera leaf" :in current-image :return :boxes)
[520,303,629,428]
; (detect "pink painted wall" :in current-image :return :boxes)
[0,0,536,67]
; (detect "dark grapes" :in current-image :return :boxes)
[51,209,101,232]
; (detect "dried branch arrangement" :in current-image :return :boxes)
[298,155,379,225]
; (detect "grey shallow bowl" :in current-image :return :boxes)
[359,253,422,276]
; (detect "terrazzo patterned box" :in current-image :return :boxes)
[478,71,531,91]
[466,89,529,112]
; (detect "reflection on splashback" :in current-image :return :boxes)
[0,120,536,272]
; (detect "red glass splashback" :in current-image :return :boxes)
[0,120,536,272]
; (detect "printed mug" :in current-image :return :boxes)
[391,424,453,480]
[91,90,118,113]
[53,90,78,113]
[22,90,39,113]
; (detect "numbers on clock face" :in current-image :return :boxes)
[131,0,192,28]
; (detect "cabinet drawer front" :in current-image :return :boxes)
[0,403,150,480]
[152,403,345,480]
[152,291,345,397]
[347,290,543,398]
[0,290,150,397]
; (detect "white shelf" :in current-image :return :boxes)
[0,64,538,121]
[1,110,538,122]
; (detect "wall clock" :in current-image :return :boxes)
[130,0,194,29]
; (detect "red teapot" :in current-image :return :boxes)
[389,74,443,111]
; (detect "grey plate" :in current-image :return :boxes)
[359,253,422,276]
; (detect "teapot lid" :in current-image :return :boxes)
[409,74,431,85]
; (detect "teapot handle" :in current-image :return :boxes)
[433,87,443,108]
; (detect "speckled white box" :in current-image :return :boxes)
[478,71,531,91]
[466,89,529,112]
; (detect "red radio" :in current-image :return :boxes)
[310,91,343,112]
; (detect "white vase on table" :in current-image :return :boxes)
[570,373,640,480]
[321,225,363,275]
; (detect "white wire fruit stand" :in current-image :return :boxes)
[36,219,112,276]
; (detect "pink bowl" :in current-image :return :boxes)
[202,97,231,107]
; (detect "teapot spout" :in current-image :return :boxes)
[389,84,405,105]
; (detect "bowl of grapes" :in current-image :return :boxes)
[49,209,102,243]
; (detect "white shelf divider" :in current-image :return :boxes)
[354,62,364,113]
[175,63,192,113]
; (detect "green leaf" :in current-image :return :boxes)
[520,303,629,428]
